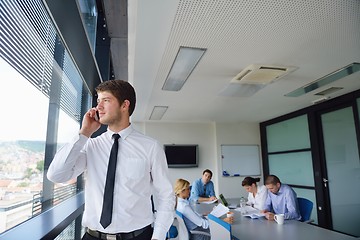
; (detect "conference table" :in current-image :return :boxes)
[231,211,356,240]
[194,200,357,240]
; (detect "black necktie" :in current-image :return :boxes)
[203,185,206,197]
[100,133,120,228]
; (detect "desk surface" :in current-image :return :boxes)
[194,200,357,240]
[231,211,356,240]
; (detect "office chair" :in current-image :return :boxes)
[166,223,178,239]
[175,210,211,240]
[208,213,239,240]
[297,197,314,223]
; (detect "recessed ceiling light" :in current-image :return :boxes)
[314,87,343,96]
[285,62,360,97]
[149,106,168,120]
[162,46,206,91]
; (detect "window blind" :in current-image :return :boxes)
[0,0,85,122]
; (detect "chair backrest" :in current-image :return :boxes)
[166,224,178,239]
[208,213,232,240]
[175,210,190,240]
[297,197,313,222]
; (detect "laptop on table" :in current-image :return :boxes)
[219,194,237,209]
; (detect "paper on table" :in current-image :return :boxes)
[210,203,229,217]
[199,199,218,204]
[236,205,265,218]
[244,213,265,219]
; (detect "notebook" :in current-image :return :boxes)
[219,194,237,209]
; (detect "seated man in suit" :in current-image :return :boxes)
[189,169,217,203]
[261,175,301,221]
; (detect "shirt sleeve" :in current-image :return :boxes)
[284,187,301,220]
[247,192,254,206]
[149,142,176,240]
[182,204,209,229]
[47,134,88,183]
[256,185,268,210]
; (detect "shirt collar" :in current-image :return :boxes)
[178,198,189,204]
[276,184,284,195]
[106,124,133,140]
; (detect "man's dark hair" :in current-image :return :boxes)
[265,175,281,185]
[203,169,213,178]
[242,176,260,186]
[95,79,136,116]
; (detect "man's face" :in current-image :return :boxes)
[266,183,280,194]
[96,91,127,125]
[202,172,212,184]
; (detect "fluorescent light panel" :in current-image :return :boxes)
[162,46,206,91]
[149,106,168,120]
[285,62,360,97]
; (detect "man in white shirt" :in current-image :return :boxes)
[47,80,175,240]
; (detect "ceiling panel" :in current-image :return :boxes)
[108,0,360,123]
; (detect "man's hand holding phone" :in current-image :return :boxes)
[94,109,100,121]
[79,108,101,137]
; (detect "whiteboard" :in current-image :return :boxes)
[221,145,261,176]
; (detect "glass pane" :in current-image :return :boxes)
[52,110,80,197]
[267,115,310,152]
[57,110,81,148]
[293,188,318,224]
[77,0,98,52]
[55,220,75,240]
[0,1,90,233]
[321,107,360,237]
[0,57,48,232]
[269,151,314,187]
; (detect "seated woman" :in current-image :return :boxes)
[174,178,233,240]
[241,176,267,210]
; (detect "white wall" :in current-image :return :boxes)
[132,121,261,200]
[215,122,262,199]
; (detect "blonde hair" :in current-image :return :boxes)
[174,178,190,196]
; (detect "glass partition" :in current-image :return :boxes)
[266,115,310,152]
[265,113,318,224]
[321,107,360,236]
[293,187,318,224]
[268,151,314,187]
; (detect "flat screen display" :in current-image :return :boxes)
[164,144,199,168]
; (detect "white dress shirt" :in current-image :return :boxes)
[47,125,175,239]
[247,185,267,210]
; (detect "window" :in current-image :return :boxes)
[0,0,92,233]
[265,114,317,223]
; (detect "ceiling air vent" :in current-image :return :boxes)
[231,64,297,85]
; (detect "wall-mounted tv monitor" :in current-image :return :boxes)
[164,144,199,168]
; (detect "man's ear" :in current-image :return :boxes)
[122,100,130,109]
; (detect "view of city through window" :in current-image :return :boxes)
[0,57,80,233]
[0,0,94,236]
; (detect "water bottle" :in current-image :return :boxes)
[239,197,246,214]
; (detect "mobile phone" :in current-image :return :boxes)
[94,110,99,121]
